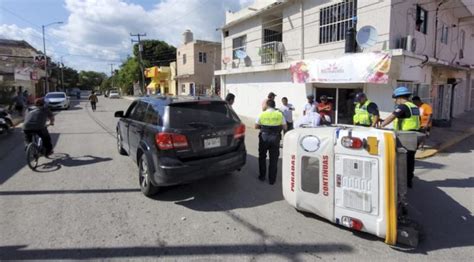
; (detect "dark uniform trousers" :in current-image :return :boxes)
[24,128,53,155]
[258,132,281,183]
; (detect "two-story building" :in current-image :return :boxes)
[216,0,474,125]
[0,39,46,103]
[176,30,222,96]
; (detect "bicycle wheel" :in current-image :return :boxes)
[26,143,39,170]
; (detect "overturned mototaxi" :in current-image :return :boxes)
[282,125,421,247]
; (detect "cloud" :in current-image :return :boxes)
[2,0,251,73]
[0,24,45,52]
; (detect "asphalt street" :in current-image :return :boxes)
[0,95,473,261]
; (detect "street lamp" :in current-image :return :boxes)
[42,21,63,94]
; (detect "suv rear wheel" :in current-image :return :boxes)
[139,154,159,196]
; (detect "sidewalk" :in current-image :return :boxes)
[416,111,474,159]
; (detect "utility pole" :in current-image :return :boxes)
[130,33,147,94]
[110,63,115,90]
[60,56,65,91]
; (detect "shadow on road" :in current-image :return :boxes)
[0,188,140,196]
[0,133,59,185]
[152,155,283,212]
[407,176,474,254]
[35,153,113,172]
[0,243,353,260]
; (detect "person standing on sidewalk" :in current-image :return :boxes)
[381,87,420,188]
[11,91,26,116]
[262,92,276,111]
[88,91,98,112]
[303,94,318,116]
[353,92,380,127]
[280,97,294,133]
[225,93,235,108]
[317,95,333,124]
[412,96,432,150]
[255,99,287,185]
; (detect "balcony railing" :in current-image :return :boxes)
[260,41,284,65]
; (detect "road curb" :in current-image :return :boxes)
[416,128,474,159]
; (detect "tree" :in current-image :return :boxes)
[135,40,176,67]
[78,71,107,90]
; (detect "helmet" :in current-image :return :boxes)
[355,92,366,102]
[35,98,45,106]
[392,86,412,98]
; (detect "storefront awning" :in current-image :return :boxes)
[290,52,391,84]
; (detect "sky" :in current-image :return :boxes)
[0,0,254,74]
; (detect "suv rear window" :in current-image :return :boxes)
[168,102,239,128]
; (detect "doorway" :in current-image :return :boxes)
[314,86,362,124]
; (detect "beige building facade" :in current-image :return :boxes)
[216,0,474,125]
[176,30,221,96]
[0,39,46,103]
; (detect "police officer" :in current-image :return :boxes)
[353,92,380,127]
[381,86,420,188]
[255,99,287,185]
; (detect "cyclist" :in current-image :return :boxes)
[23,98,55,156]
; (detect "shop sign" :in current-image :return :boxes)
[290,52,391,84]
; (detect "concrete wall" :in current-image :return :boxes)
[177,43,195,76]
[224,69,309,122]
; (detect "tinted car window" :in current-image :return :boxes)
[144,104,160,125]
[129,102,148,122]
[168,102,239,128]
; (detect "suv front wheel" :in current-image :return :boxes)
[139,154,159,197]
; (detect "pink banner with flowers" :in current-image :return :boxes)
[290,52,391,84]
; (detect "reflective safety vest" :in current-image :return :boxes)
[258,109,284,133]
[394,101,421,131]
[353,100,375,126]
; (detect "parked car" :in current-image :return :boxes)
[115,96,247,196]
[45,92,70,110]
[108,90,120,99]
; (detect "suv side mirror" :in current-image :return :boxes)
[114,111,124,118]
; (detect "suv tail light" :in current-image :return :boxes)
[155,133,189,150]
[341,216,363,231]
[341,136,363,149]
[234,124,246,139]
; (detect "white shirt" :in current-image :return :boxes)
[304,102,318,115]
[279,103,294,123]
[255,108,287,125]
[295,111,321,128]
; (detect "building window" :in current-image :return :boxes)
[319,0,357,44]
[181,84,186,93]
[440,24,449,44]
[232,35,247,59]
[224,30,229,37]
[198,52,207,63]
[416,5,428,34]
[460,30,466,58]
[183,54,187,64]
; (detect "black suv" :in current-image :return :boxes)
[115,96,246,196]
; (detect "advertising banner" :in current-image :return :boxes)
[290,52,391,84]
[14,67,32,81]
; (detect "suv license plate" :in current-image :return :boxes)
[204,137,221,149]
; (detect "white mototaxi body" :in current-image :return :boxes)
[282,125,419,246]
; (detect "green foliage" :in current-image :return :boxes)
[107,39,176,95]
[78,71,107,90]
[134,40,176,67]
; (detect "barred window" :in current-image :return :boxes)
[319,0,357,44]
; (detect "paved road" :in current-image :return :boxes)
[1,97,472,261]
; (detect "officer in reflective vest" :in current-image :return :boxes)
[255,99,287,185]
[381,86,421,188]
[353,92,380,127]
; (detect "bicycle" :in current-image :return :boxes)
[25,124,52,170]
